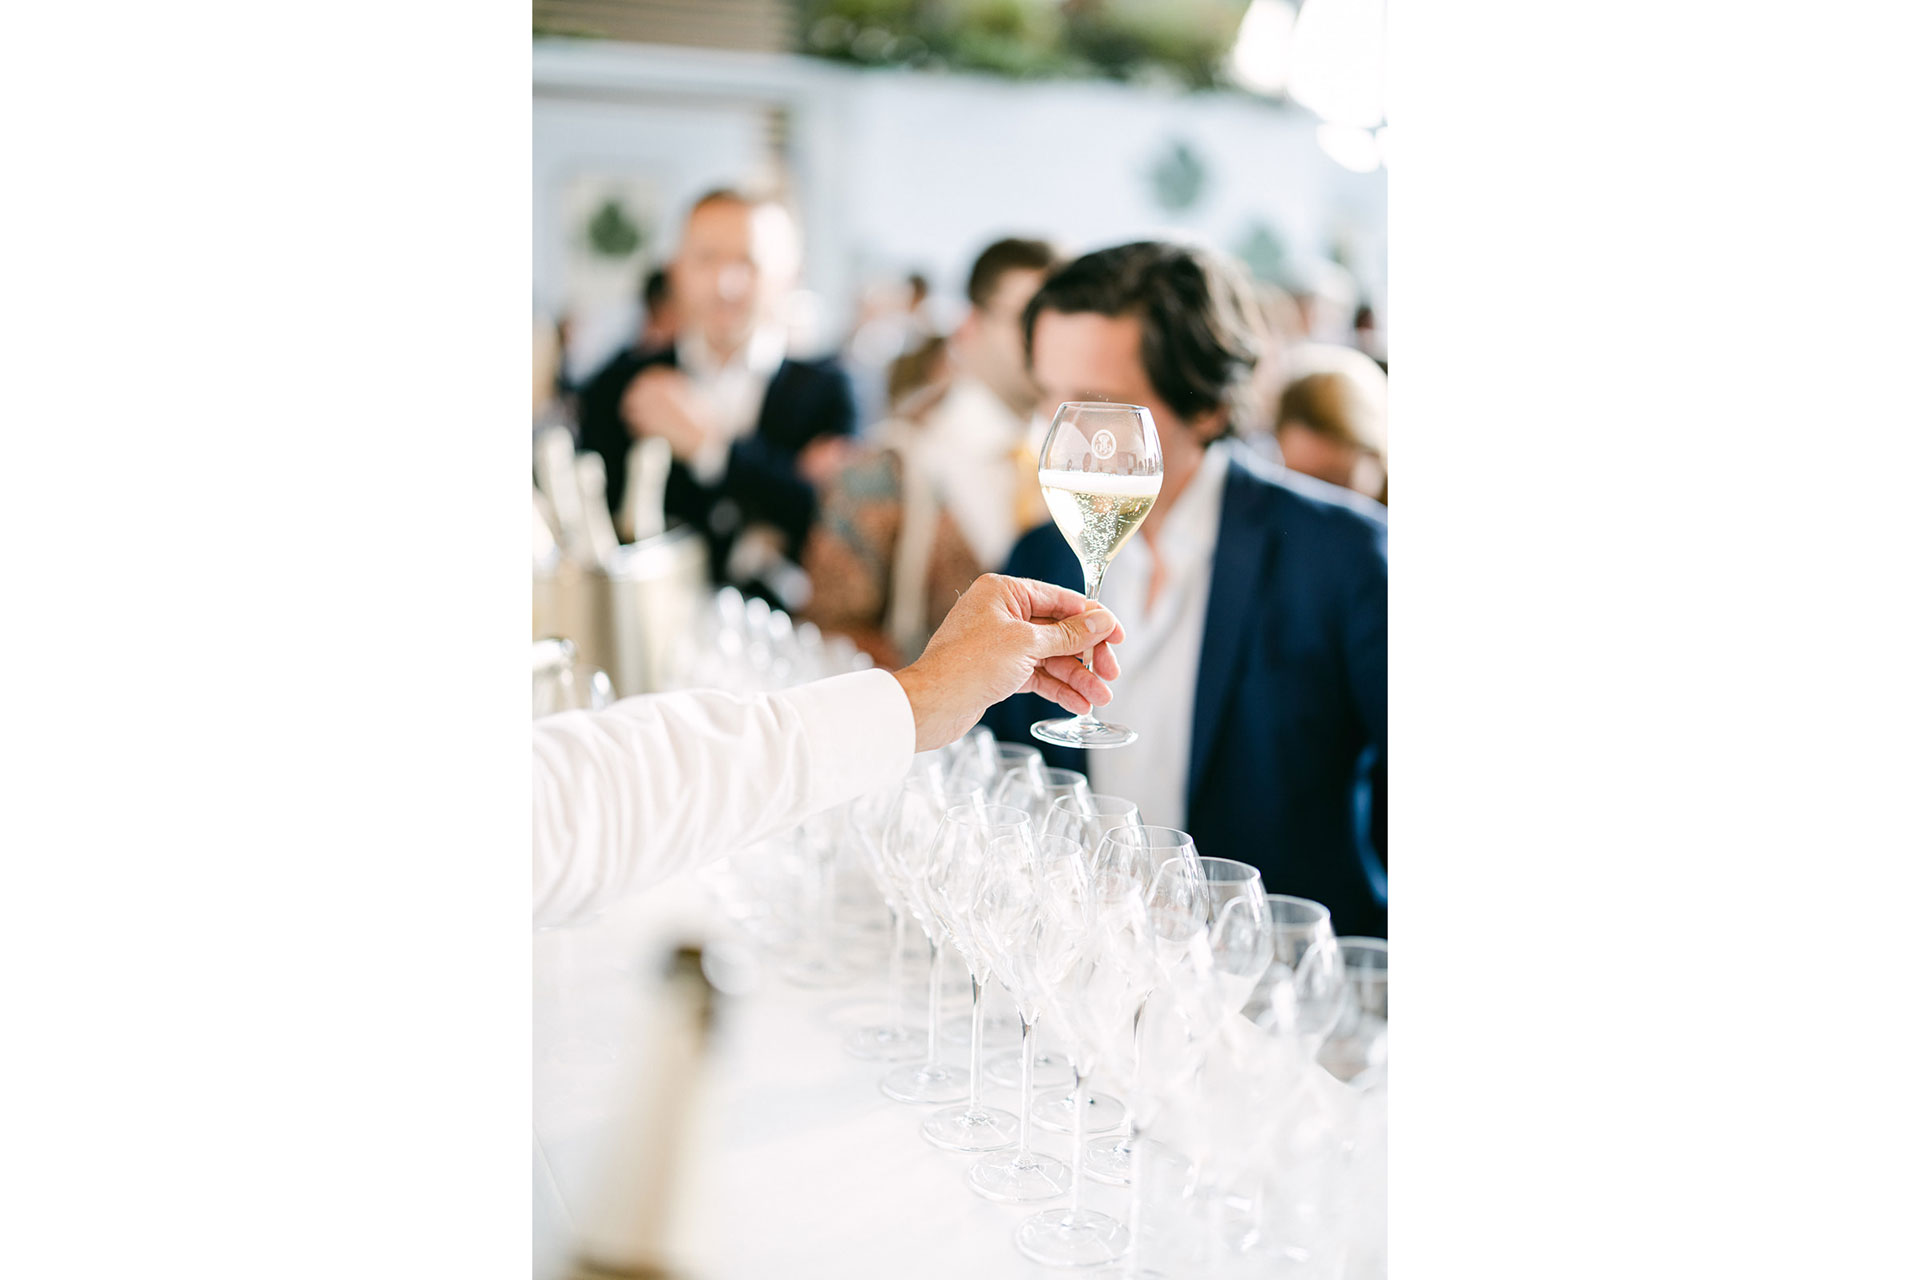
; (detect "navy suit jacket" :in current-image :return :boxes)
[577,344,856,571]
[984,446,1389,938]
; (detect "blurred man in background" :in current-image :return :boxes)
[578,189,854,606]
[801,238,1063,664]
[984,241,1389,937]
[919,237,1063,575]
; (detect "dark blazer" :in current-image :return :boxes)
[577,343,856,569]
[985,446,1389,937]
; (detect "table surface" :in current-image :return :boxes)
[533,874,1145,1280]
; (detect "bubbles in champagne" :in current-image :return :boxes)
[1038,470,1161,571]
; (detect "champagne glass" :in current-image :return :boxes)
[946,746,1044,1050]
[985,768,1094,1090]
[1081,826,1201,1187]
[878,776,970,1105]
[1014,845,1134,1267]
[1030,793,1143,1134]
[841,785,930,1061]
[1318,936,1388,1084]
[919,803,1032,1151]
[1030,401,1163,749]
[1243,895,1335,1028]
[967,834,1078,1202]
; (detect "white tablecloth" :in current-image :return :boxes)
[533,874,1141,1280]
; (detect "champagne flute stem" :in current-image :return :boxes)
[1125,1118,1146,1277]
[1017,1013,1036,1158]
[966,972,985,1115]
[1078,561,1107,729]
[1068,1064,1087,1214]
[886,906,906,1033]
[923,938,943,1065]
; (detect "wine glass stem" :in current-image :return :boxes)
[923,938,943,1065]
[1077,562,1107,729]
[1017,1013,1036,1158]
[1125,1122,1146,1277]
[1068,1064,1087,1214]
[966,972,985,1116]
[886,906,906,1033]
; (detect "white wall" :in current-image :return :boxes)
[837,68,1386,312]
[533,40,1386,359]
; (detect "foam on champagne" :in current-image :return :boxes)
[1036,469,1164,497]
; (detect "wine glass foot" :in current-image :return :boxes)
[983,1048,1073,1090]
[843,1022,928,1061]
[967,1149,1074,1202]
[942,1013,1021,1048]
[1030,1088,1125,1134]
[1080,1137,1131,1186]
[879,1061,969,1105]
[922,1103,1020,1152]
[1013,1207,1129,1268]
[1031,717,1139,749]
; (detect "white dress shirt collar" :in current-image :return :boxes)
[675,326,788,484]
[1084,441,1232,830]
[677,325,786,382]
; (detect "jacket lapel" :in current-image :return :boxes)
[1186,458,1276,817]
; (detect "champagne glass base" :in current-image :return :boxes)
[1013,1207,1129,1268]
[967,1149,1073,1202]
[943,1012,1021,1048]
[1082,1134,1175,1186]
[984,1048,1073,1090]
[1030,1087,1124,1134]
[1031,717,1139,749]
[879,1061,969,1105]
[843,1023,928,1061]
[922,1103,1020,1151]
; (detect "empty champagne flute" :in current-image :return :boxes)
[919,803,1033,1151]
[1318,936,1388,1084]
[1030,402,1163,749]
[1014,846,1136,1267]
[841,785,930,1060]
[945,745,1045,1050]
[966,834,1079,1202]
[1081,826,1201,1187]
[1030,793,1144,1135]
[878,776,970,1105]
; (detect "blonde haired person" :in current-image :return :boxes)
[1274,344,1388,504]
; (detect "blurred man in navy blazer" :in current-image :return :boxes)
[984,242,1388,937]
[578,189,855,603]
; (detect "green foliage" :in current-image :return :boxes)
[1234,219,1289,283]
[585,198,645,260]
[799,0,1248,87]
[1147,139,1209,213]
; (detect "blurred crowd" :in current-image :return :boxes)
[533,185,1388,936]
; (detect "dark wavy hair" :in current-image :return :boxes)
[1022,241,1263,440]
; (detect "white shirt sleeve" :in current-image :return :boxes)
[532,669,916,927]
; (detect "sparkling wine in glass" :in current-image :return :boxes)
[1031,401,1162,749]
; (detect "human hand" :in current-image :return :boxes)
[891,574,1126,753]
[620,367,710,460]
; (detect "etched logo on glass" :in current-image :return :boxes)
[1091,429,1117,460]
